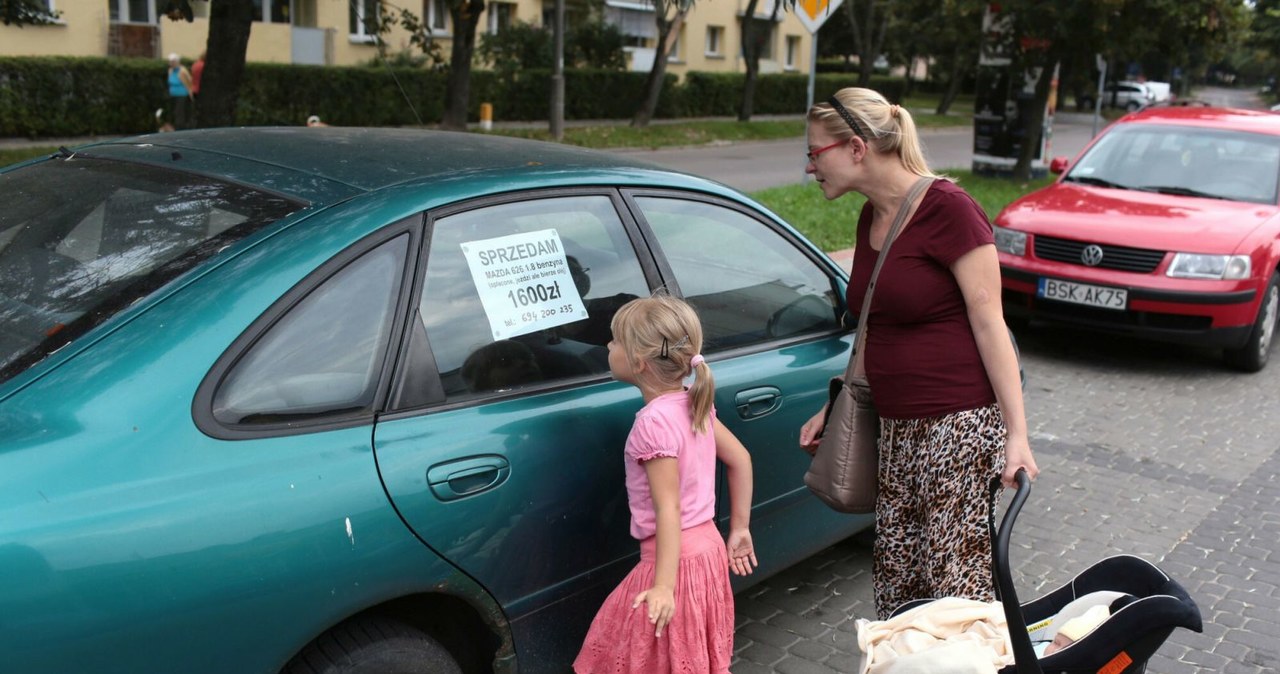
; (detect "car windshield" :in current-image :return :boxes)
[0,155,302,384]
[1064,124,1280,205]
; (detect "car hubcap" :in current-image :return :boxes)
[1259,284,1279,357]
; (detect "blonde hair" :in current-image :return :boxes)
[808,87,938,178]
[610,294,715,434]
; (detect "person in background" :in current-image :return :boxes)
[165,53,195,130]
[191,51,205,107]
[574,294,756,674]
[797,87,1038,620]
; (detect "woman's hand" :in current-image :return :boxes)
[799,405,828,455]
[726,528,758,576]
[632,585,675,637]
[1002,433,1038,488]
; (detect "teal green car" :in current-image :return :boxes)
[0,128,870,673]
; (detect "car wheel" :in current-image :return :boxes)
[283,616,463,674]
[1125,100,1141,112]
[1224,271,1280,373]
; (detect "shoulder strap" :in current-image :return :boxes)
[847,176,934,379]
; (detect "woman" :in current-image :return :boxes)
[798,87,1039,620]
[165,53,195,130]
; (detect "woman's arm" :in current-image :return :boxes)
[180,67,195,99]
[632,456,680,637]
[713,418,758,575]
[952,243,1039,487]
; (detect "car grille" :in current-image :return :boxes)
[1034,236,1166,273]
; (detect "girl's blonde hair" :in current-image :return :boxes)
[808,87,939,179]
[610,294,715,434]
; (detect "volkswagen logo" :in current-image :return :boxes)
[1081,244,1105,267]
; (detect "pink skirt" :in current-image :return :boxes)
[573,520,735,674]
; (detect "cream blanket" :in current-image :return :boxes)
[856,597,1016,674]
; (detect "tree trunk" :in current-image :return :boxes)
[442,0,485,131]
[198,0,254,128]
[1013,54,1057,181]
[935,46,966,115]
[902,53,917,98]
[736,0,764,122]
[632,6,682,128]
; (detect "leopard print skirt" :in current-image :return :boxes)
[873,403,1007,620]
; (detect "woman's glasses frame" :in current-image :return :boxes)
[806,139,847,164]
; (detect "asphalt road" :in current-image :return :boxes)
[619,113,1099,193]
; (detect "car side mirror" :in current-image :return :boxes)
[1049,156,1070,175]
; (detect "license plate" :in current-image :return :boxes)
[1037,278,1127,310]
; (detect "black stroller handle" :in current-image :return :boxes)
[990,468,1041,674]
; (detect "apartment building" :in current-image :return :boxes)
[1,0,816,78]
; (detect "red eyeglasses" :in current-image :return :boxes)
[806,139,846,163]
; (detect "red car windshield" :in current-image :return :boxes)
[1065,124,1280,205]
[0,155,302,384]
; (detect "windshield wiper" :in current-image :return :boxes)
[1137,185,1231,200]
[1064,175,1129,190]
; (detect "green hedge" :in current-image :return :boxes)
[0,56,910,137]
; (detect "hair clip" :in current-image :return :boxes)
[828,96,869,141]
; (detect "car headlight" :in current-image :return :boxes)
[994,226,1027,256]
[1166,253,1252,280]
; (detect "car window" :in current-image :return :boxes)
[633,196,840,352]
[212,234,409,425]
[1068,124,1280,204]
[0,156,301,384]
[396,195,650,406]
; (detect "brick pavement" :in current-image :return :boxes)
[730,317,1280,672]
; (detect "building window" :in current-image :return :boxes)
[785,35,800,70]
[349,0,379,40]
[487,1,515,34]
[427,0,448,33]
[110,0,155,23]
[251,0,290,23]
[705,25,723,57]
[605,1,657,48]
[667,24,682,62]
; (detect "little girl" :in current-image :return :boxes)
[573,294,758,674]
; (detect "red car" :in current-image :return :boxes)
[995,106,1280,371]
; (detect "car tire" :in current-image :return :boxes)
[1224,271,1280,373]
[283,616,463,674]
[1125,100,1142,112]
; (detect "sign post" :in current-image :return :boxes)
[795,0,843,113]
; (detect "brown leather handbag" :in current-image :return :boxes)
[804,177,933,513]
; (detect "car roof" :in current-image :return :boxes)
[71,127,711,204]
[1118,106,1280,135]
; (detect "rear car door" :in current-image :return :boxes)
[372,191,659,669]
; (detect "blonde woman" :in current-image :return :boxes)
[798,87,1038,619]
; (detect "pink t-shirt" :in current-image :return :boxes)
[623,391,717,540]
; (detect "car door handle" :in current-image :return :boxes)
[735,387,781,419]
[427,456,511,501]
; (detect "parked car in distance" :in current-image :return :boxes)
[0,129,869,673]
[995,106,1280,371]
[1144,81,1172,104]
[1076,81,1155,111]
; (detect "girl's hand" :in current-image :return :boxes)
[799,405,828,455]
[632,585,675,637]
[727,528,758,576]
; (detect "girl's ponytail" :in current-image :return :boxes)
[687,354,715,435]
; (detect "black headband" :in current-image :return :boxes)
[828,96,869,141]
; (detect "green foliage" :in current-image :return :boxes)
[0,56,922,137]
[1,0,61,25]
[568,20,627,71]
[0,57,165,137]
[478,21,553,78]
[752,171,1054,252]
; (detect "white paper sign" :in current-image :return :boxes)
[460,229,588,340]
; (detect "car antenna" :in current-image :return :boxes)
[352,0,425,127]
